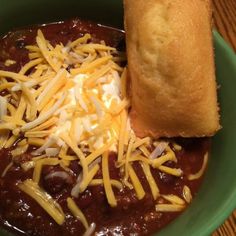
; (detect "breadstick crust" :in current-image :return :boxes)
[124,0,220,138]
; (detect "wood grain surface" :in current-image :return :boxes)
[213,0,236,51]
[212,0,236,235]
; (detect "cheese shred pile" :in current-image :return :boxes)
[0,30,208,231]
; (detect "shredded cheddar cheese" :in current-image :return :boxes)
[89,179,123,189]
[18,179,65,225]
[162,194,186,206]
[33,158,60,183]
[128,164,145,200]
[79,164,100,193]
[188,152,208,180]
[1,162,13,177]
[183,185,192,203]
[155,204,185,212]
[67,197,89,229]
[0,30,198,228]
[102,151,117,207]
[141,162,159,200]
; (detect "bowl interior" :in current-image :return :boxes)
[0,0,236,236]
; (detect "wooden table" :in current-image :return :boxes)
[213,0,236,52]
[212,0,236,235]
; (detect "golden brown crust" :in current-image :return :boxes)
[124,0,220,138]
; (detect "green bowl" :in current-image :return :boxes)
[0,0,236,236]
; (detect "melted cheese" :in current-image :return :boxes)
[89,179,123,189]
[21,93,66,131]
[132,137,150,151]
[139,145,151,157]
[158,166,183,177]
[0,70,29,82]
[19,58,43,75]
[86,138,115,164]
[102,151,117,207]
[83,223,96,236]
[151,151,177,168]
[118,110,127,162]
[4,135,18,148]
[162,195,186,205]
[120,68,127,99]
[67,197,89,229]
[0,123,16,131]
[18,179,65,225]
[128,164,145,200]
[129,155,150,165]
[1,162,13,177]
[11,144,29,157]
[36,69,67,111]
[61,133,86,160]
[7,103,16,116]
[4,59,16,66]
[0,96,7,119]
[0,130,9,149]
[70,33,91,48]
[71,55,112,75]
[155,204,185,212]
[79,164,99,193]
[21,84,37,121]
[183,185,192,203]
[30,117,58,132]
[188,152,208,180]
[0,82,15,92]
[36,30,60,72]
[124,133,135,184]
[33,158,60,183]
[141,162,159,200]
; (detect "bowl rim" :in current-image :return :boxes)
[204,30,236,236]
